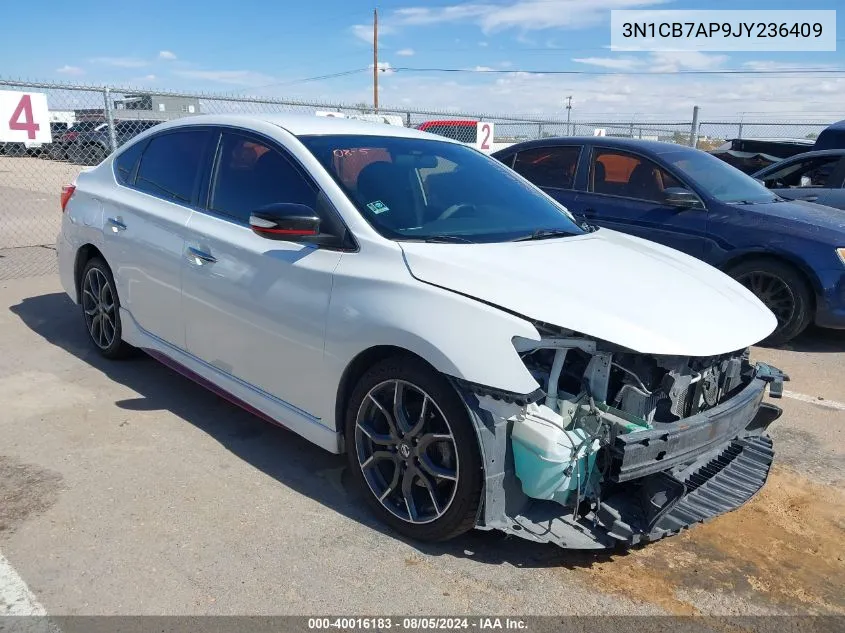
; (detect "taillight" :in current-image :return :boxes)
[60,185,76,212]
[63,131,78,142]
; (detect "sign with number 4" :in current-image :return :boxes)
[0,92,52,144]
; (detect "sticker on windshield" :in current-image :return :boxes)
[367,200,389,214]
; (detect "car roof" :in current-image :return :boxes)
[777,148,845,160]
[142,113,456,142]
[492,136,696,155]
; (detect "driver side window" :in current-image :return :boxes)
[763,156,841,189]
[589,149,682,205]
[209,132,317,224]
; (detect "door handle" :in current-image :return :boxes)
[186,246,217,265]
[800,195,818,202]
[107,217,127,232]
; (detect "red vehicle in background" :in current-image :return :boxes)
[416,120,480,144]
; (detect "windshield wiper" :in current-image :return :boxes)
[421,235,475,244]
[511,228,576,242]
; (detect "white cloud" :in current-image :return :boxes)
[742,60,838,71]
[369,61,396,75]
[392,5,489,26]
[649,51,728,72]
[280,65,844,122]
[141,74,157,81]
[172,68,276,86]
[90,56,148,68]
[56,65,84,75]
[386,1,667,33]
[573,57,640,70]
[351,22,396,43]
[472,66,495,72]
[158,50,177,60]
[396,48,415,57]
[571,52,728,73]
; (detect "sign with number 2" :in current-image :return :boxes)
[0,91,52,144]
[475,121,494,153]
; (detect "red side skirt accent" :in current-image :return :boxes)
[143,348,287,430]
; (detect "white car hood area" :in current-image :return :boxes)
[399,229,777,357]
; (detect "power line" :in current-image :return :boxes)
[248,68,369,91]
[391,66,845,76]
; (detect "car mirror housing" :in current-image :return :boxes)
[249,203,320,241]
[664,187,704,209]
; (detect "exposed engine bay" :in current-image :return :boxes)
[456,326,787,549]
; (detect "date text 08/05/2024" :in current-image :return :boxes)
[307,617,528,630]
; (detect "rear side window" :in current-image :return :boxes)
[114,140,145,185]
[209,132,317,223]
[513,146,581,189]
[135,130,210,204]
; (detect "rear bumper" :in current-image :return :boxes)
[56,230,77,304]
[814,268,845,329]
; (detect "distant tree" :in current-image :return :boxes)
[805,132,819,140]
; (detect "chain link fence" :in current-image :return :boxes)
[0,78,837,279]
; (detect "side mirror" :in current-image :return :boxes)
[664,187,703,209]
[249,203,320,241]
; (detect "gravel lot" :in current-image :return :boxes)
[0,267,843,618]
[0,156,83,249]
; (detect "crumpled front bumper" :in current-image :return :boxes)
[462,362,787,549]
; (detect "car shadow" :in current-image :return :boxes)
[758,325,845,354]
[9,291,615,570]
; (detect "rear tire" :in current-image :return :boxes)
[345,356,482,542]
[80,258,134,359]
[727,258,813,345]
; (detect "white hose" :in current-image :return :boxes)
[544,348,568,411]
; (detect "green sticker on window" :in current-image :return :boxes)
[367,200,389,214]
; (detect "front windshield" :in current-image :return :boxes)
[662,149,778,204]
[299,134,586,243]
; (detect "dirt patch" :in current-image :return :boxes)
[0,455,62,535]
[578,467,845,614]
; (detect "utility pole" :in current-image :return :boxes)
[565,95,572,136]
[373,8,379,113]
[690,104,700,148]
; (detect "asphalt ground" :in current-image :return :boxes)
[0,271,843,619]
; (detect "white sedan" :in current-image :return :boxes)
[57,114,786,549]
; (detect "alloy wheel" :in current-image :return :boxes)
[354,379,459,525]
[82,267,117,350]
[735,270,795,328]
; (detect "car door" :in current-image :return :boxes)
[574,146,708,258]
[181,129,343,417]
[103,127,213,348]
[758,154,845,209]
[509,145,584,211]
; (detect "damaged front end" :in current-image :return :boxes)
[454,327,788,549]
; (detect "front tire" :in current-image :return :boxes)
[727,258,813,345]
[80,258,133,359]
[345,356,482,542]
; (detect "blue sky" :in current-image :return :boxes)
[2,0,843,118]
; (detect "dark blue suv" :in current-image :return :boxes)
[493,138,845,344]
